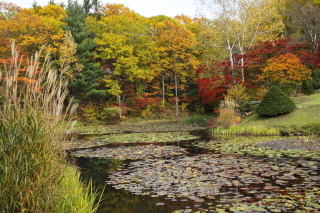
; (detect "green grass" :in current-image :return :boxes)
[229,93,320,135]
[213,125,280,136]
[0,43,100,212]
[0,112,100,212]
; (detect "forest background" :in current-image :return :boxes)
[1,0,320,122]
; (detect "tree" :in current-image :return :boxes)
[88,4,156,80]
[197,0,285,83]
[56,30,83,81]
[242,38,316,97]
[284,0,320,55]
[152,18,199,116]
[0,2,21,19]
[259,53,312,94]
[256,85,296,117]
[301,80,315,95]
[196,61,232,104]
[64,0,103,102]
[87,4,158,108]
[0,5,66,56]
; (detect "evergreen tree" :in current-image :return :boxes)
[256,85,296,117]
[64,0,104,102]
[301,80,315,95]
[311,69,320,90]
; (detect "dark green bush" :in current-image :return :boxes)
[256,85,296,117]
[311,69,320,90]
[301,80,315,95]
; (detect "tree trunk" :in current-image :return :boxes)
[162,74,165,105]
[174,70,179,117]
[117,96,122,119]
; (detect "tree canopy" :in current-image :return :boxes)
[1,0,320,119]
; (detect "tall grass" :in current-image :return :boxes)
[0,43,99,212]
[217,98,240,128]
[213,125,280,136]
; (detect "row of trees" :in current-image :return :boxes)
[1,0,320,120]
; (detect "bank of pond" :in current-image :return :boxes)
[67,126,320,213]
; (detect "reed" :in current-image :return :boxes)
[0,43,98,212]
[213,126,280,136]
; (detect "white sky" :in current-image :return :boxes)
[8,0,199,18]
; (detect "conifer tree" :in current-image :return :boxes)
[64,0,104,102]
[301,80,315,95]
[256,85,296,117]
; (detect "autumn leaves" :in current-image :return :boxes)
[0,0,319,119]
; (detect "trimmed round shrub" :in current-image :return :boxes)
[301,80,315,95]
[256,85,296,117]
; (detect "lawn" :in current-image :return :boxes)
[219,93,320,135]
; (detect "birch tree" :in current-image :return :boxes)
[197,0,285,83]
[285,0,320,56]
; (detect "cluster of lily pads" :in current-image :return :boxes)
[64,132,200,151]
[88,132,199,144]
[70,131,320,212]
[196,136,320,160]
[70,144,188,159]
[70,122,205,135]
[107,153,320,212]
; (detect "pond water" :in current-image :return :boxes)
[70,132,320,213]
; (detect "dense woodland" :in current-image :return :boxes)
[1,0,320,121]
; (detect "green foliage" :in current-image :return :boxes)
[140,102,171,119]
[301,80,315,95]
[311,69,320,89]
[237,93,320,135]
[0,112,98,212]
[213,125,280,136]
[85,89,107,101]
[0,44,98,212]
[256,85,296,117]
[103,106,121,118]
[180,114,216,127]
[64,0,103,101]
[80,103,106,121]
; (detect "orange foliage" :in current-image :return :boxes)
[259,53,312,85]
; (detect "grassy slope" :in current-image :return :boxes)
[238,93,320,134]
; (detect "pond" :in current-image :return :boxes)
[68,128,320,213]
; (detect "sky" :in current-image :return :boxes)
[9,0,199,18]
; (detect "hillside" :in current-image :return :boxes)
[238,93,320,135]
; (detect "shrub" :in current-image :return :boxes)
[256,85,296,117]
[181,114,215,127]
[301,80,315,95]
[311,69,320,90]
[207,117,219,128]
[217,98,240,128]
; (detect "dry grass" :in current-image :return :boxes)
[217,98,240,128]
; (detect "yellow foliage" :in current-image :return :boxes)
[227,84,249,104]
[0,6,65,55]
